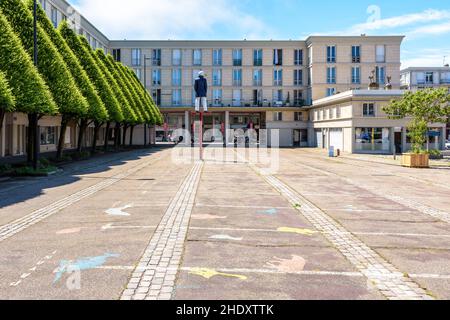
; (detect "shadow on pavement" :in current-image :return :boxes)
[0,146,170,210]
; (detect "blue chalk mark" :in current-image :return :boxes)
[53,253,119,284]
[257,208,278,215]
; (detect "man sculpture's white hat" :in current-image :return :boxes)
[198,71,205,77]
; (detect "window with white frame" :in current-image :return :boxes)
[254,49,263,66]
[376,66,385,85]
[212,69,222,86]
[131,48,141,66]
[376,45,385,63]
[327,67,336,84]
[233,49,243,66]
[294,112,303,121]
[193,49,202,66]
[172,89,182,106]
[233,69,242,86]
[172,69,181,86]
[294,49,303,65]
[152,69,161,86]
[363,103,375,117]
[425,72,434,84]
[273,49,283,65]
[327,46,336,63]
[212,89,222,106]
[352,46,361,63]
[172,49,182,66]
[294,69,303,86]
[152,49,161,66]
[352,67,360,84]
[253,69,262,86]
[273,112,283,121]
[213,49,222,66]
[274,69,283,86]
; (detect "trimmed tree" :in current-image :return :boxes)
[125,66,163,125]
[29,0,108,157]
[96,51,145,146]
[0,0,88,161]
[59,21,123,152]
[0,10,57,162]
[81,42,137,149]
[383,88,450,153]
[0,70,15,131]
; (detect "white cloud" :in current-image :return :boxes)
[408,21,450,38]
[401,48,450,69]
[351,9,450,34]
[72,0,273,40]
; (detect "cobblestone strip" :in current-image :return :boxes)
[121,162,203,300]
[252,166,433,300]
[0,157,158,242]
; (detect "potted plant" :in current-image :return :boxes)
[383,88,449,168]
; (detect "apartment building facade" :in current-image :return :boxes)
[110,36,405,147]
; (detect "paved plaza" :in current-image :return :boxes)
[0,146,450,300]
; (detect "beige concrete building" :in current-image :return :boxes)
[308,90,447,154]
[109,36,405,147]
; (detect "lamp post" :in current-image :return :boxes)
[33,0,39,170]
[143,54,151,146]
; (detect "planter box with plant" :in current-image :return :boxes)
[383,88,449,168]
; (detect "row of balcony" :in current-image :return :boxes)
[161,99,306,108]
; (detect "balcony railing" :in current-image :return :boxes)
[160,99,306,108]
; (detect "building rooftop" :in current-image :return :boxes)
[312,89,405,107]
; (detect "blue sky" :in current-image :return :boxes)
[68,0,450,68]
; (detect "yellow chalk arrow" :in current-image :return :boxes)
[189,268,247,280]
[277,227,317,236]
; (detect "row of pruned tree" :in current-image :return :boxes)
[0,0,162,162]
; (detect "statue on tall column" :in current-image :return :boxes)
[194,71,208,113]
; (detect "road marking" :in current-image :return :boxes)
[9,250,57,287]
[101,223,450,239]
[93,264,450,281]
[120,162,203,301]
[105,203,133,216]
[0,157,160,242]
[196,204,290,210]
[209,234,243,241]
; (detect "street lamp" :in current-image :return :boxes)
[143,54,151,146]
[32,0,39,170]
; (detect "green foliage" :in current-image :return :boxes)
[0,70,15,111]
[81,44,136,124]
[121,64,162,125]
[59,21,123,123]
[13,164,57,177]
[383,88,450,153]
[30,0,108,122]
[99,53,146,124]
[0,10,55,115]
[0,0,87,118]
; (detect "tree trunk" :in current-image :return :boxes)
[77,119,88,153]
[0,109,5,133]
[92,121,101,153]
[56,116,69,160]
[129,125,135,146]
[122,124,128,146]
[27,113,38,164]
[143,123,147,146]
[114,122,121,150]
[104,121,111,152]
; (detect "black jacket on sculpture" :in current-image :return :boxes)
[194,76,208,98]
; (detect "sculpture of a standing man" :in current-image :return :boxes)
[194,71,208,113]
